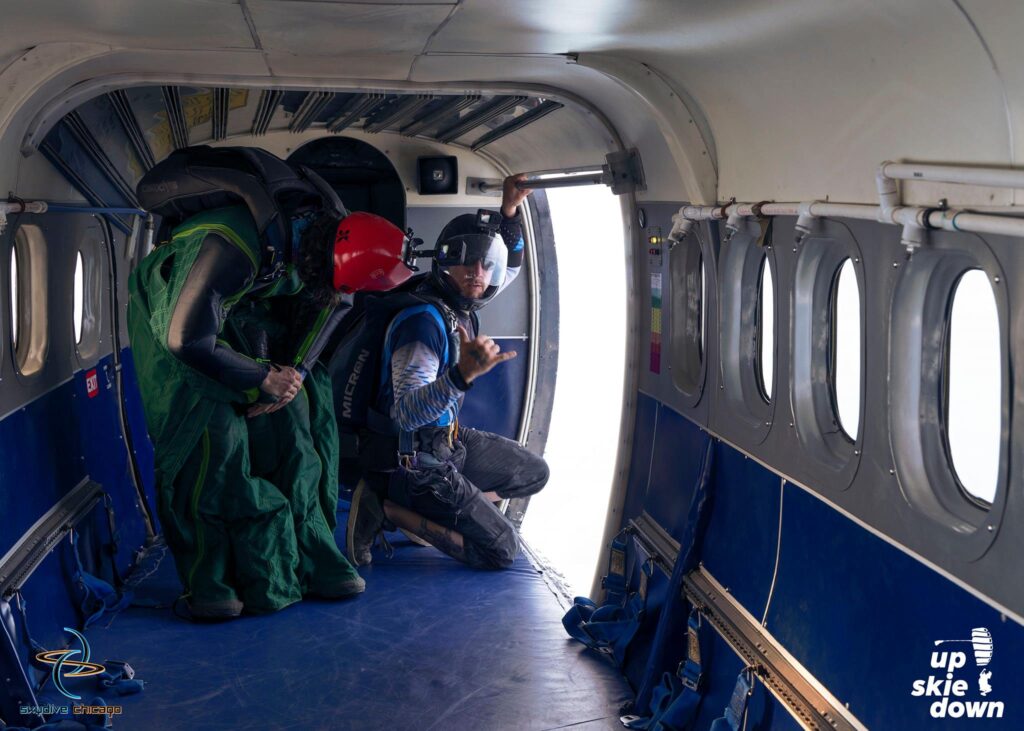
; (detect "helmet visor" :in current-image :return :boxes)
[436,233,507,295]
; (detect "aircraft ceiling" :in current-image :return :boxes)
[0,1,1022,205]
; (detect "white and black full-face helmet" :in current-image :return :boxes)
[430,210,508,312]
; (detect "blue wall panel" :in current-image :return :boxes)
[70,354,151,576]
[643,404,707,540]
[1,350,156,688]
[767,483,1024,729]
[120,349,159,530]
[621,393,659,524]
[699,444,782,619]
[458,338,529,440]
[0,381,85,560]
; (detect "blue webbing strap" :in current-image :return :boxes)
[620,609,710,730]
[603,532,629,606]
[70,529,133,629]
[562,531,654,667]
[709,670,754,731]
[631,438,715,716]
[13,592,49,674]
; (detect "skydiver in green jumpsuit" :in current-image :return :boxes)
[128,201,413,619]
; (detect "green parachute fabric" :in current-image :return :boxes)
[127,205,358,614]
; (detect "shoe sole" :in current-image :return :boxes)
[347,479,370,566]
[313,578,366,599]
[400,527,433,548]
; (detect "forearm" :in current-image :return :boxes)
[499,211,525,270]
[171,334,270,391]
[391,342,464,431]
[292,298,353,375]
[165,232,267,391]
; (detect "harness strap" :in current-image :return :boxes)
[70,530,133,629]
[709,670,754,731]
[561,537,654,668]
[620,609,709,730]
[13,592,49,672]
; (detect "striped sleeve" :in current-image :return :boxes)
[390,341,463,431]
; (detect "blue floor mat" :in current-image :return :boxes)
[80,507,631,731]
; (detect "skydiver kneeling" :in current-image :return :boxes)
[128,147,414,619]
[346,174,550,569]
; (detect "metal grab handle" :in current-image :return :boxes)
[470,149,644,196]
[474,171,607,193]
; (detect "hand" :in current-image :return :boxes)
[501,173,533,218]
[246,392,298,418]
[456,325,517,384]
[251,365,302,418]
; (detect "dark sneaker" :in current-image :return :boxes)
[315,575,366,599]
[347,479,385,566]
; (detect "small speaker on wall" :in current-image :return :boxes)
[417,156,459,195]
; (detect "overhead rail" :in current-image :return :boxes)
[435,95,527,144]
[24,85,564,160]
[290,91,335,134]
[469,149,646,196]
[470,100,564,151]
[161,86,190,150]
[400,94,480,137]
[327,92,387,133]
[669,161,1024,253]
[251,89,283,136]
[63,111,140,208]
[365,94,435,134]
[108,89,155,170]
[212,88,230,141]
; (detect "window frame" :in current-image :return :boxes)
[11,224,48,376]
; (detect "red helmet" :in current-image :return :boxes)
[331,211,415,293]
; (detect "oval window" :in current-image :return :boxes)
[831,259,861,440]
[946,269,1001,504]
[73,251,84,344]
[9,246,18,350]
[757,254,774,401]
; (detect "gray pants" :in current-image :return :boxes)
[386,427,549,569]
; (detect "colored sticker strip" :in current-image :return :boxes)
[650,273,662,374]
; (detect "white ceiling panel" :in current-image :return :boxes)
[262,53,417,80]
[0,1,254,58]
[246,1,454,55]
[421,0,1018,204]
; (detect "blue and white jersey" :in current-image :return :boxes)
[377,211,523,432]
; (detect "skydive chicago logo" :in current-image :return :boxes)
[35,627,106,700]
[911,628,1003,719]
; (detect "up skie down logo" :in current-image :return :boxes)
[911,628,1003,719]
[35,627,106,700]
